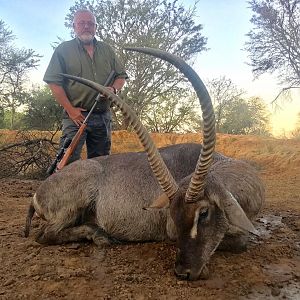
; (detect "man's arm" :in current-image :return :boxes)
[105,77,126,94]
[48,83,86,126]
[111,77,126,92]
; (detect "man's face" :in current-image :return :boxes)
[73,12,97,44]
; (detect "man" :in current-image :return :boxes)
[44,9,127,163]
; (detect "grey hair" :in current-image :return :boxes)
[73,9,96,23]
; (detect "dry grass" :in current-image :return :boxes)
[111,131,300,170]
[1,129,300,175]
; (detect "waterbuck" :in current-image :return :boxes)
[25,48,264,281]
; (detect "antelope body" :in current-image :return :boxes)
[25,48,264,281]
[30,143,208,242]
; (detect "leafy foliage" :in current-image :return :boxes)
[0,110,24,129]
[143,90,201,132]
[221,97,271,135]
[21,86,63,130]
[245,0,300,87]
[207,76,271,135]
[207,76,245,132]
[0,20,41,129]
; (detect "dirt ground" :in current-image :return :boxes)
[0,133,300,300]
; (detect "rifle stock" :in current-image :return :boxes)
[56,123,87,171]
[49,70,116,174]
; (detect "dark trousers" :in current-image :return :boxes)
[60,110,112,164]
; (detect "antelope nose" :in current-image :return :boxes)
[174,265,191,280]
[175,271,191,280]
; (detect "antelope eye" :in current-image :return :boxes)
[199,208,209,220]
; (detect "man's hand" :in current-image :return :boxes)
[106,86,117,94]
[48,84,87,126]
[66,107,87,126]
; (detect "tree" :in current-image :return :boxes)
[21,86,63,131]
[0,20,41,129]
[65,0,207,130]
[245,0,300,97]
[221,96,271,135]
[143,89,201,132]
[0,110,24,129]
[207,76,245,133]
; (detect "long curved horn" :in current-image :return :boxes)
[124,47,216,203]
[61,74,178,199]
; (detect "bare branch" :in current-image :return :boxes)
[0,132,58,179]
[271,85,299,104]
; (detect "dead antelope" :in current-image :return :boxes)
[25,48,264,280]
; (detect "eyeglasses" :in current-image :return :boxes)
[76,21,96,28]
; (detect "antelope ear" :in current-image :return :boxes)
[223,191,258,235]
[143,193,170,210]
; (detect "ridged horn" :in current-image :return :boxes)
[124,47,216,203]
[61,74,179,199]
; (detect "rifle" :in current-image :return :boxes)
[47,70,116,175]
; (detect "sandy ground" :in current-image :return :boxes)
[0,133,299,299]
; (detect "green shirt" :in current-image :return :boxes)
[43,38,128,111]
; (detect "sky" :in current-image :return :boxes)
[1,0,299,136]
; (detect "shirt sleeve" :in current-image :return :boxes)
[109,47,128,80]
[114,59,128,80]
[43,46,66,85]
